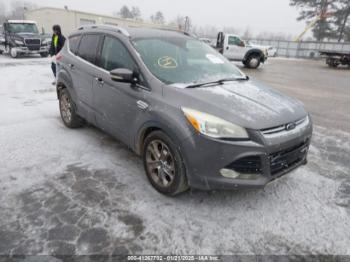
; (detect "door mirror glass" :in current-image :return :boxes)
[110,68,138,83]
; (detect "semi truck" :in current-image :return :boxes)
[0,20,51,58]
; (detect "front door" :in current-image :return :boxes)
[92,35,150,145]
[224,36,247,61]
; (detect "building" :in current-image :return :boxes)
[25,7,175,35]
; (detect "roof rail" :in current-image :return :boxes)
[77,24,130,37]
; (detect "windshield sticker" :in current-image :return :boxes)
[158,56,178,69]
[206,54,224,64]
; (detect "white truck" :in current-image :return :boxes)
[214,32,268,69]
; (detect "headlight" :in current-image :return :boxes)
[14,39,24,45]
[182,107,249,139]
[42,38,51,45]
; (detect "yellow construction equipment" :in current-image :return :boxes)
[294,12,333,42]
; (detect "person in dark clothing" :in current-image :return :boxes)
[49,25,66,82]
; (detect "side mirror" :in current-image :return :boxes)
[110,68,138,84]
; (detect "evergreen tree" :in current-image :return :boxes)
[290,0,337,40]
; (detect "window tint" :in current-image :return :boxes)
[78,34,100,64]
[228,36,241,46]
[69,35,81,54]
[100,36,136,71]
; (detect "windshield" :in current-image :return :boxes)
[7,23,39,34]
[132,36,245,86]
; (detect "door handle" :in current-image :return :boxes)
[94,77,104,86]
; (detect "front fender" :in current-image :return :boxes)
[134,110,194,156]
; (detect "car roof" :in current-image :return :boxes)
[73,24,191,39]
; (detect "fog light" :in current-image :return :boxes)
[220,169,240,178]
[237,174,260,180]
[220,169,261,180]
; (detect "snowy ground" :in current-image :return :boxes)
[0,55,350,256]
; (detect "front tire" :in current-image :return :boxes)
[59,89,84,128]
[245,54,261,69]
[143,131,189,196]
[10,48,18,58]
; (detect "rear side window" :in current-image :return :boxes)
[69,35,81,54]
[78,34,100,64]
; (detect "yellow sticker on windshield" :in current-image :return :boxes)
[158,56,178,69]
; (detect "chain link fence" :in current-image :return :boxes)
[247,39,350,59]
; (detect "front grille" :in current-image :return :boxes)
[25,38,41,45]
[227,156,262,174]
[261,117,307,135]
[27,46,40,51]
[269,141,308,176]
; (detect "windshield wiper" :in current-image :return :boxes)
[185,76,249,89]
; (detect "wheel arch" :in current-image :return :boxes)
[135,121,188,156]
[243,48,264,62]
[56,68,75,99]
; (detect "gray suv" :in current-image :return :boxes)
[56,25,312,196]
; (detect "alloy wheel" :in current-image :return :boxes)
[60,92,72,124]
[145,140,176,188]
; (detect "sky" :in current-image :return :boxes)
[3,0,306,36]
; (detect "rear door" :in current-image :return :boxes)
[72,33,101,121]
[92,35,150,144]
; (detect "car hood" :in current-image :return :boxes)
[165,80,307,130]
[9,32,42,39]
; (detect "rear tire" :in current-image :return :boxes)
[245,54,261,69]
[327,58,339,68]
[143,131,189,196]
[59,89,84,128]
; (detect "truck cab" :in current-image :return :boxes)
[216,32,267,69]
[0,20,51,58]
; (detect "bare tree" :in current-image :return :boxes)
[9,0,37,20]
[192,25,218,38]
[116,5,132,19]
[0,0,6,23]
[243,27,253,39]
[150,11,165,24]
[222,26,240,34]
[114,5,142,20]
[131,6,142,20]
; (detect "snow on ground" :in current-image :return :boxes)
[0,55,349,256]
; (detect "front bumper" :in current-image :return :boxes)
[261,54,268,63]
[180,118,313,190]
[12,46,49,54]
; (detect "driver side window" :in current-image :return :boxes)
[100,36,136,72]
[228,36,242,46]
